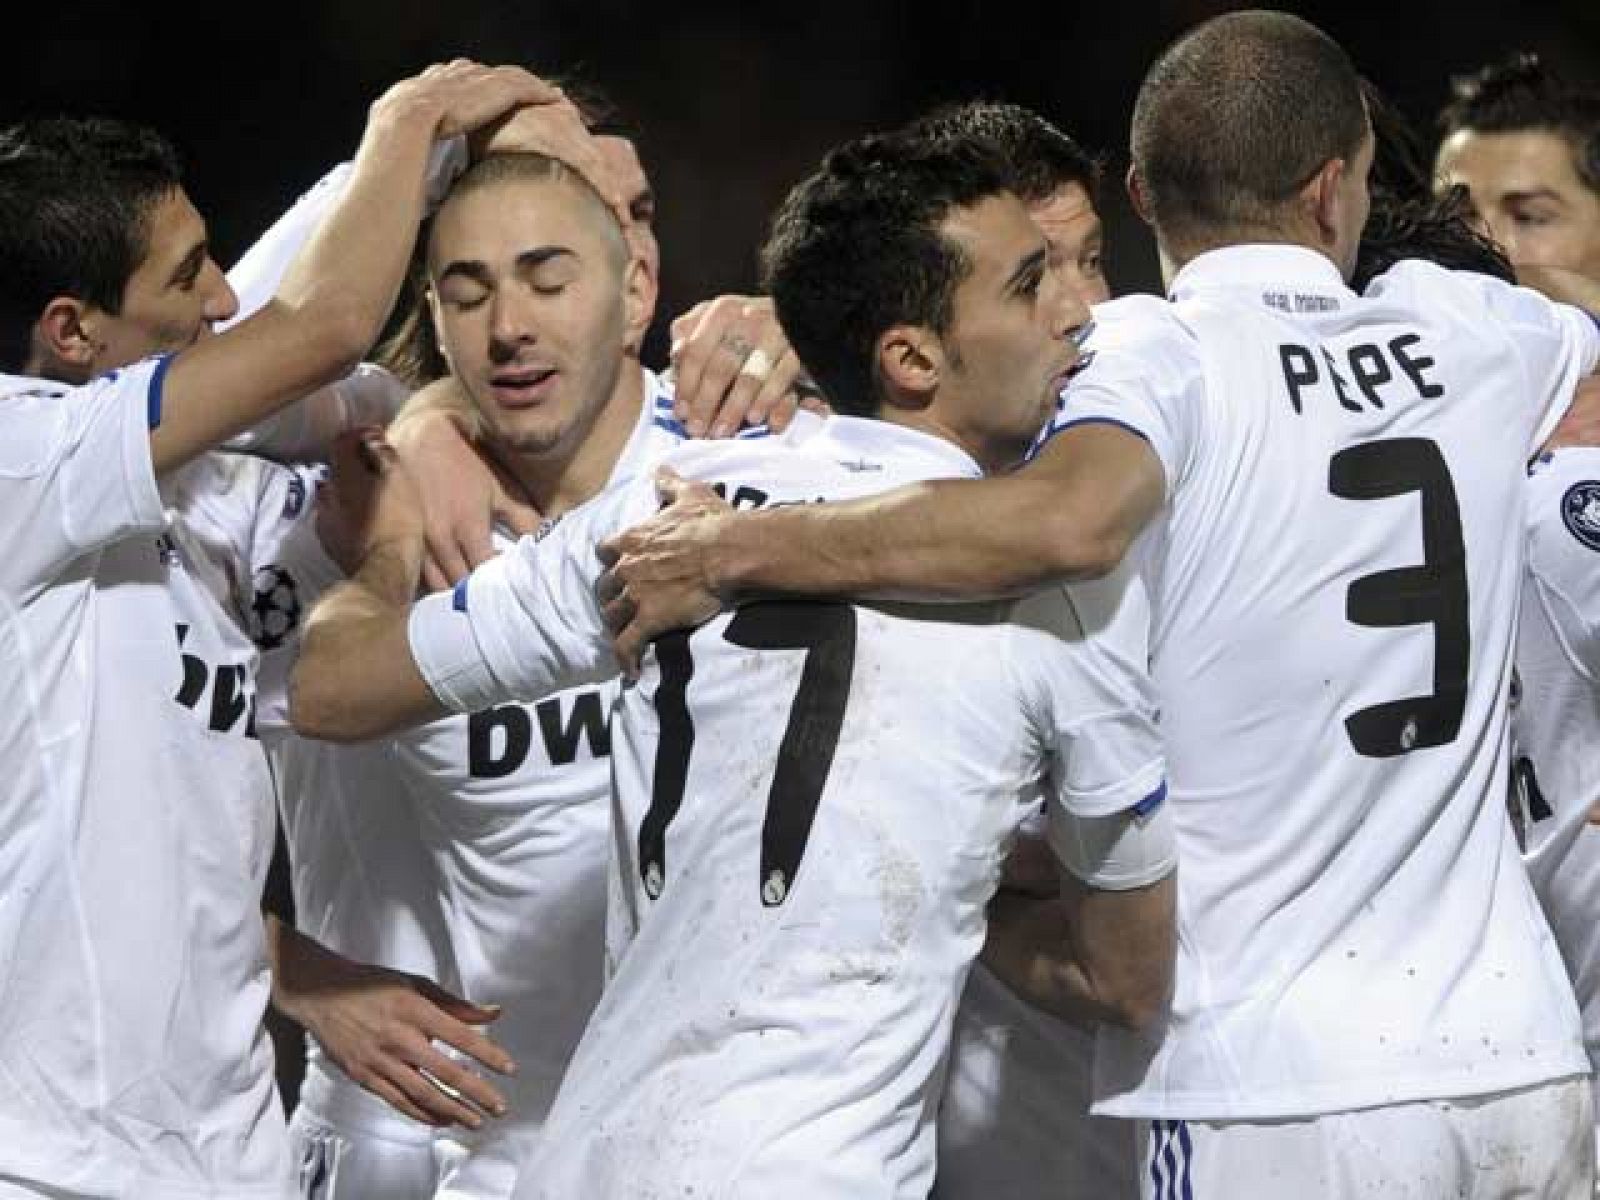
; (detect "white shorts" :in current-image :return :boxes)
[289,1107,437,1200]
[1138,1078,1594,1200]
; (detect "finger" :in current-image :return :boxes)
[745,346,802,431]
[361,1071,445,1128]
[491,493,544,541]
[384,1054,486,1128]
[596,537,622,569]
[670,303,741,434]
[612,622,647,682]
[422,556,452,596]
[601,589,638,638]
[415,1002,516,1078]
[409,1042,509,1117]
[595,565,625,607]
[686,334,748,438]
[425,524,474,588]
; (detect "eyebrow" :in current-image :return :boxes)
[1501,187,1567,207]
[1005,245,1049,292]
[167,240,208,287]
[437,245,576,287]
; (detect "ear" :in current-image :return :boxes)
[32,296,101,377]
[424,286,454,373]
[620,253,656,357]
[874,324,941,411]
[1126,165,1154,227]
[1302,156,1347,249]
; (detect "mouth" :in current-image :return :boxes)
[488,366,558,409]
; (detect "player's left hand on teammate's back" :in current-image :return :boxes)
[316,428,427,577]
[668,295,812,438]
[1543,374,1600,453]
[597,468,732,675]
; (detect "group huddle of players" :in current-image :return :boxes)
[3,10,1600,1200]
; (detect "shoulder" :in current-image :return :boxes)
[1072,295,1203,391]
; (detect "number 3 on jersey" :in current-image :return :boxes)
[1330,437,1469,757]
[639,601,858,907]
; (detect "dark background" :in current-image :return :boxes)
[9,1,1598,358]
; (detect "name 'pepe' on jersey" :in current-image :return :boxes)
[1043,244,1599,1120]
[405,414,1167,1200]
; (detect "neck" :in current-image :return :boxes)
[1157,219,1334,287]
[877,406,1010,476]
[494,362,644,518]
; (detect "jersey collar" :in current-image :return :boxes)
[1169,244,1350,304]
[810,416,985,480]
[0,371,69,402]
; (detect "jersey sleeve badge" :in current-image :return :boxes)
[1560,480,1600,553]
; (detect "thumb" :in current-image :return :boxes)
[417,978,503,1024]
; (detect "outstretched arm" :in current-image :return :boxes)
[600,423,1165,670]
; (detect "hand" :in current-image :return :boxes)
[315,428,426,577]
[668,295,806,437]
[596,468,734,675]
[471,99,630,234]
[374,60,561,147]
[1542,375,1600,453]
[270,924,515,1129]
[388,392,542,590]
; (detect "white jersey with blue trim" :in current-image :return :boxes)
[1513,446,1600,1123]
[0,362,293,1197]
[1049,245,1598,1120]
[269,369,684,1194]
[408,415,1165,1200]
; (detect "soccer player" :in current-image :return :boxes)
[287,129,1174,1199]
[0,61,553,1198]
[1435,53,1600,289]
[599,13,1600,1196]
[903,101,1142,1200]
[267,141,676,1199]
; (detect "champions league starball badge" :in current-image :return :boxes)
[249,565,301,649]
[1560,481,1600,553]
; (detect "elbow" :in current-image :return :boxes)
[1039,508,1134,584]
[1100,974,1171,1033]
[287,662,367,744]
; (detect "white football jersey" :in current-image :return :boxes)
[271,371,682,1194]
[1512,446,1600,1121]
[409,416,1167,1200]
[1050,245,1598,1119]
[0,362,292,1197]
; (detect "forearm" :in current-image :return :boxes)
[981,891,1128,1028]
[290,535,443,741]
[710,425,1160,601]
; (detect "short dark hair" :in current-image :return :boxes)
[377,151,623,388]
[1438,53,1600,194]
[1352,185,1514,291]
[759,130,1011,418]
[908,101,1101,207]
[1130,10,1368,243]
[0,116,183,371]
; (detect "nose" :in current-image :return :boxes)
[488,288,538,361]
[202,258,239,323]
[1050,270,1092,345]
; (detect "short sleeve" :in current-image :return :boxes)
[1034,295,1202,491]
[1426,269,1600,454]
[0,359,168,592]
[1010,564,1166,837]
[408,474,657,712]
[1526,449,1600,680]
[244,464,341,737]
